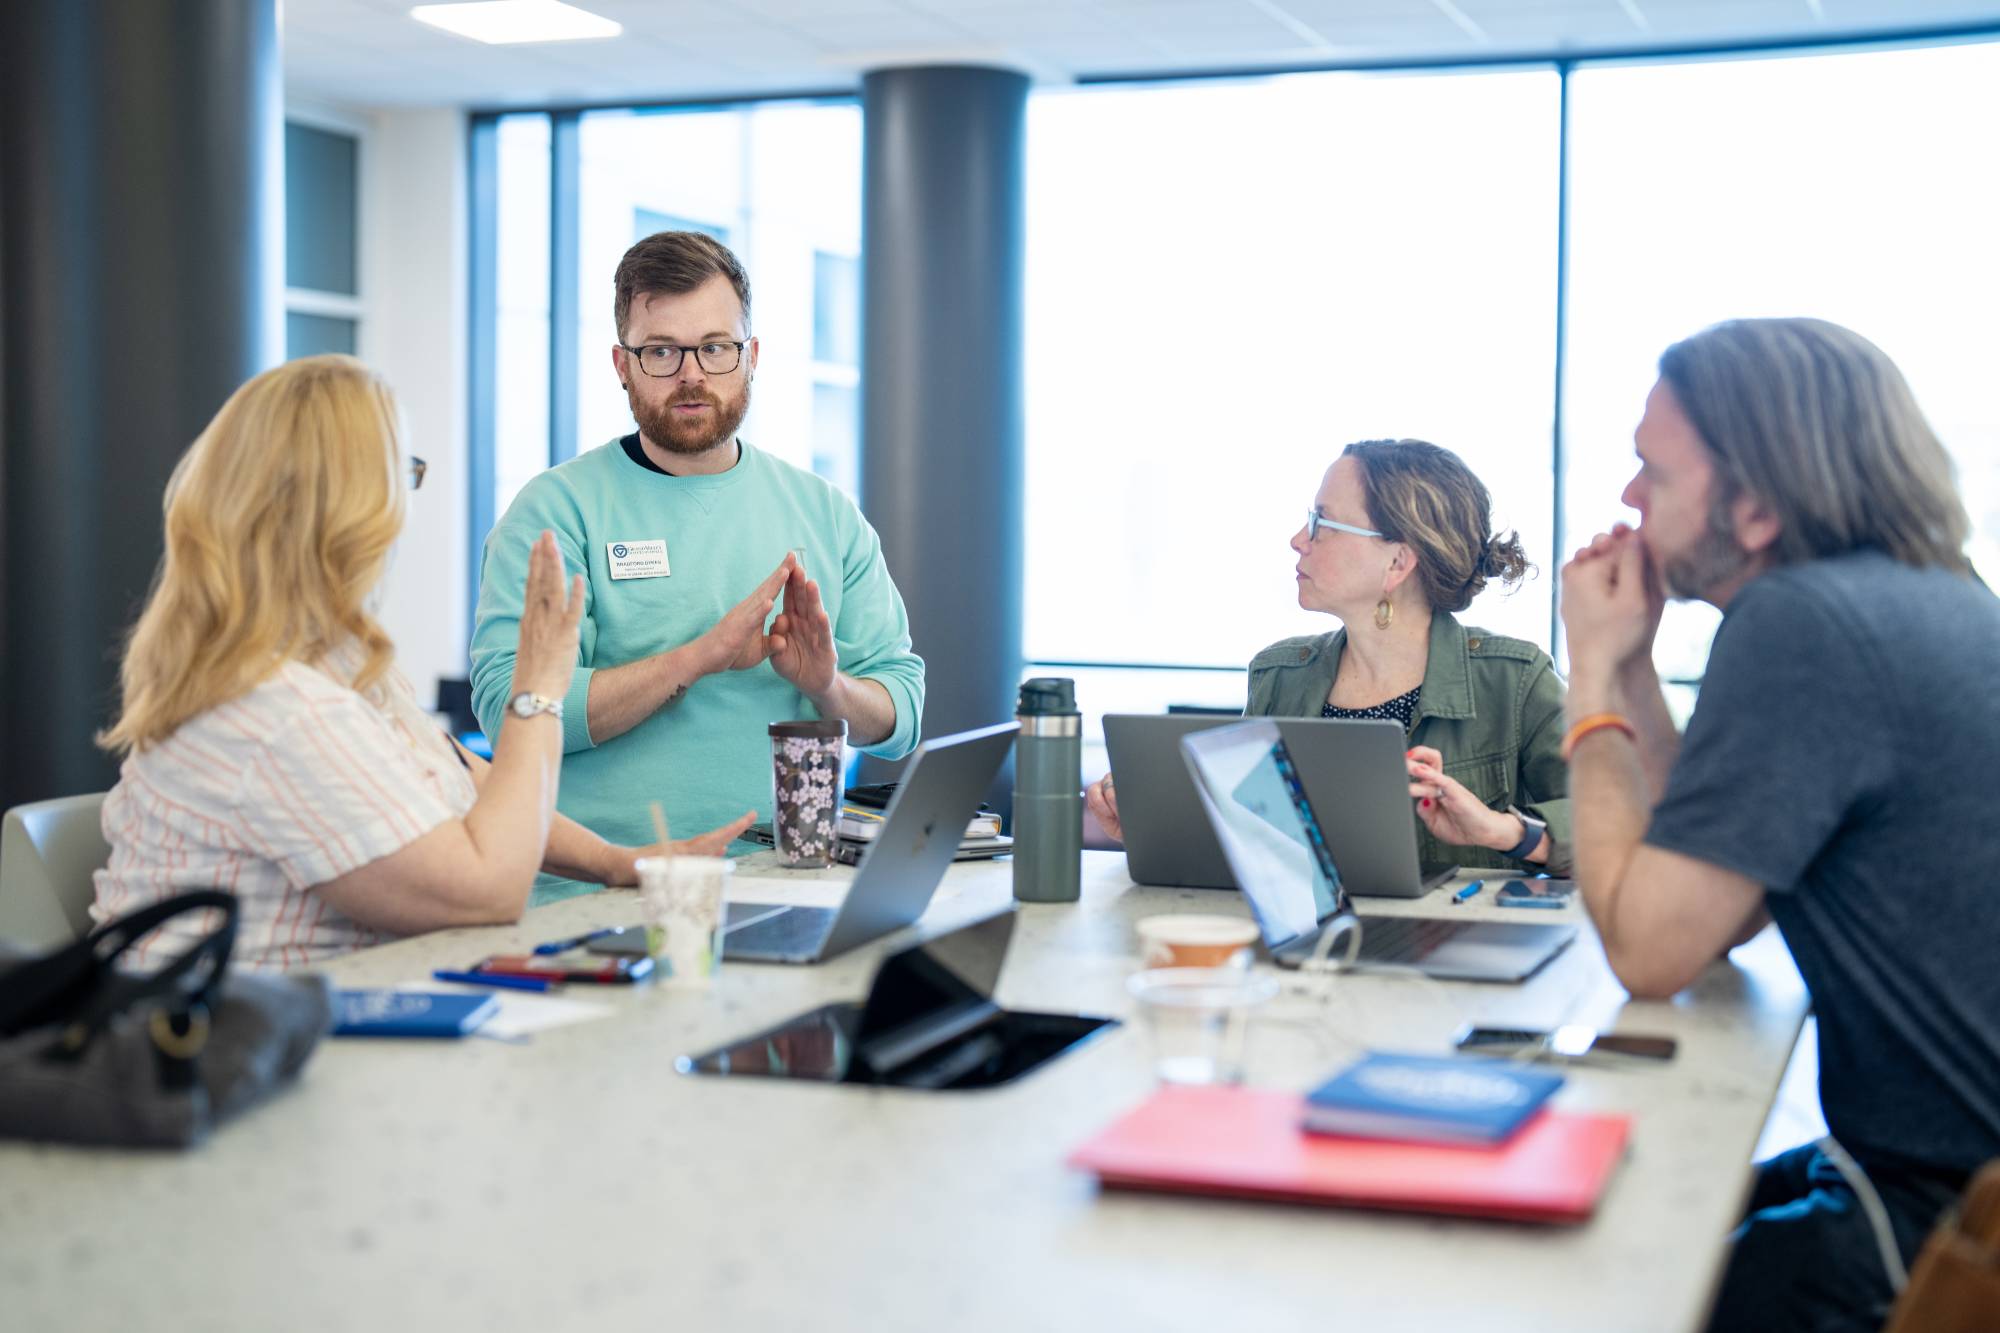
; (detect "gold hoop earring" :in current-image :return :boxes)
[1374,599,1394,630]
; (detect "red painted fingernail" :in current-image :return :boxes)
[1421,798,1432,809]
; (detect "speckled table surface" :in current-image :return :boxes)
[1,852,1807,1333]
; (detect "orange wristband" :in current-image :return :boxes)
[1562,712,1637,761]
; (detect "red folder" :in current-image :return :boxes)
[1068,1084,1630,1224]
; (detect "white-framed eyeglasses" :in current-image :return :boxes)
[1305,509,1383,541]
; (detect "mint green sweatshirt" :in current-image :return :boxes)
[471,439,925,902]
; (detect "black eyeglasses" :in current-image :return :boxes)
[619,341,748,378]
[408,456,427,491]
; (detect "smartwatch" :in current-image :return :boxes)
[1503,809,1547,861]
[508,691,564,722]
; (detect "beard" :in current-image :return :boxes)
[1660,494,1755,600]
[631,378,752,457]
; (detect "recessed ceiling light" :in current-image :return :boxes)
[410,1,621,45]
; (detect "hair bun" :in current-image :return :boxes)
[1481,531,1532,589]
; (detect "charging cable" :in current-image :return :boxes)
[1819,1136,1910,1296]
[1301,911,1364,976]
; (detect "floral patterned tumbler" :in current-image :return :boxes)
[769,720,848,868]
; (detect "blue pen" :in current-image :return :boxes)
[1450,879,1485,905]
[432,968,555,993]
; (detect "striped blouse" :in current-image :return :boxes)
[91,642,478,970]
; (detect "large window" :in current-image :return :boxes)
[483,100,862,525]
[493,113,553,516]
[1563,41,2000,689]
[1025,69,1559,720]
[285,118,362,358]
[468,36,2000,741]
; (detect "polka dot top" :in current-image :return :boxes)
[1320,685,1422,732]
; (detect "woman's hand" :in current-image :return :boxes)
[600,810,759,886]
[511,530,587,700]
[1405,745,1519,852]
[1085,774,1124,842]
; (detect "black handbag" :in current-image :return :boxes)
[0,890,333,1147]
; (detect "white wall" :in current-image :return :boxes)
[355,107,470,707]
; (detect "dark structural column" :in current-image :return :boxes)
[860,65,1028,806]
[1,0,280,809]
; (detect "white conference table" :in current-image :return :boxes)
[2,851,1809,1333]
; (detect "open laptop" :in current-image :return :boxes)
[1180,719,1573,984]
[1103,714,1457,897]
[720,722,1017,965]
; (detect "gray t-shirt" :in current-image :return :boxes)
[1646,550,2000,1178]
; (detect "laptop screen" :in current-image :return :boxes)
[1180,719,1346,946]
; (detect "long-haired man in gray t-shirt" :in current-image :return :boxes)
[1559,317,1999,1333]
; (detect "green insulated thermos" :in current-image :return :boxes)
[1012,677,1082,903]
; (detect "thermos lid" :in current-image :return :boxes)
[1016,677,1078,716]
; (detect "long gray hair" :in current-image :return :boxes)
[1657,318,1970,574]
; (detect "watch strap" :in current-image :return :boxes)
[1504,807,1547,861]
[509,691,564,721]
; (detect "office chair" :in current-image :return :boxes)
[0,793,110,949]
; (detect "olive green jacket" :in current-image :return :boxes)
[1245,612,1572,877]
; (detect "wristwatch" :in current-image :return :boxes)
[508,691,564,722]
[1503,809,1547,861]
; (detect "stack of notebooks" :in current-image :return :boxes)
[836,792,1008,856]
[745,783,1013,864]
[1069,1052,1630,1224]
[840,803,1000,842]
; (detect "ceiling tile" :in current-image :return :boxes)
[281,0,2000,107]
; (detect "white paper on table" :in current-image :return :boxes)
[404,980,615,1039]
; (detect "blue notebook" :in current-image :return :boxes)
[332,989,499,1038]
[1302,1052,1564,1145]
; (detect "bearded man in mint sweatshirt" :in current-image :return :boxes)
[472,232,924,902]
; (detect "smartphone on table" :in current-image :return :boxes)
[1453,1023,1677,1063]
[1495,877,1576,909]
[581,926,655,958]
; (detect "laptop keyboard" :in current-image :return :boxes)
[720,904,835,958]
[1355,914,1466,964]
[725,901,789,929]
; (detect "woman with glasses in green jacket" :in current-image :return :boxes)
[1088,438,1571,877]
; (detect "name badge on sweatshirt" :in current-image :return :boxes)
[606,539,670,580]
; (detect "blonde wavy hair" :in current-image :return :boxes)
[101,355,408,753]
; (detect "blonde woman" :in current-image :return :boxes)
[93,356,754,969]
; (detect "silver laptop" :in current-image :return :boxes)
[1180,719,1573,984]
[720,722,1017,965]
[1103,714,1456,897]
